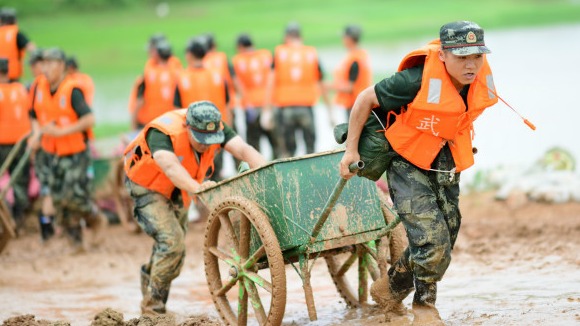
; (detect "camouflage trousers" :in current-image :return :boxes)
[386,151,461,284]
[275,106,315,158]
[33,149,55,197]
[125,177,188,307]
[0,144,31,222]
[34,148,94,228]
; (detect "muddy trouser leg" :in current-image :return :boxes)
[245,109,262,153]
[387,247,415,299]
[386,156,461,296]
[34,149,56,240]
[272,108,288,158]
[52,151,94,245]
[297,106,316,154]
[280,107,298,157]
[125,178,187,313]
[4,145,31,229]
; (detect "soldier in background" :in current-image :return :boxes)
[0,58,31,232]
[232,33,277,158]
[0,7,36,81]
[327,25,372,120]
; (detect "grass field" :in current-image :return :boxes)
[7,0,580,137]
[14,0,580,80]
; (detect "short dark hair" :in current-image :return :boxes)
[0,7,16,25]
[236,33,253,48]
[156,40,172,61]
[285,22,301,38]
[205,33,215,50]
[344,24,362,43]
[187,38,207,59]
[66,56,79,69]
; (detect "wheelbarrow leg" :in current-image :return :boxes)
[299,254,317,321]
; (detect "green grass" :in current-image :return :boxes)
[9,0,580,138]
[93,122,131,139]
[16,0,580,81]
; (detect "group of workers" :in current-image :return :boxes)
[1,6,502,325]
[0,7,103,252]
[128,22,372,180]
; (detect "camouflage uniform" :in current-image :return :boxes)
[124,101,234,314]
[0,144,30,228]
[275,106,316,158]
[50,149,96,241]
[125,178,188,313]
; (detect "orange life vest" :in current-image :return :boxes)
[385,39,498,172]
[30,75,55,152]
[0,25,24,80]
[203,51,236,107]
[69,72,95,106]
[123,109,220,207]
[273,44,320,107]
[136,64,177,125]
[129,57,182,115]
[0,81,30,144]
[232,49,272,108]
[33,76,88,156]
[176,66,229,124]
[333,48,372,109]
[69,71,95,140]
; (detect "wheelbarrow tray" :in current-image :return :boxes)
[197,149,386,254]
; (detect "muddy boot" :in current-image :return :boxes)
[38,214,55,241]
[371,275,410,321]
[140,265,151,297]
[86,210,108,247]
[412,280,444,326]
[371,254,414,321]
[141,284,169,315]
[66,226,85,254]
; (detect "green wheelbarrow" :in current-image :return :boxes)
[196,149,406,325]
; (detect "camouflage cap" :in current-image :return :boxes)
[43,47,66,62]
[185,101,225,145]
[440,21,491,56]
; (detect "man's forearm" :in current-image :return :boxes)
[345,86,378,152]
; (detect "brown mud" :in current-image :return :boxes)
[1,192,579,325]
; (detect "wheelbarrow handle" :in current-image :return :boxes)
[348,160,365,172]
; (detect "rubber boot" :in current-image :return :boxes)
[86,209,108,247]
[412,280,444,326]
[38,214,55,241]
[66,225,85,254]
[141,280,169,315]
[371,254,415,321]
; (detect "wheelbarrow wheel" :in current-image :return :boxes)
[204,196,286,326]
[325,192,406,308]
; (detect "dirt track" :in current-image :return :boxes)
[1,192,579,325]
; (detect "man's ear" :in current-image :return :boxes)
[438,49,445,62]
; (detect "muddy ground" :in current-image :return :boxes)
[1,192,578,325]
